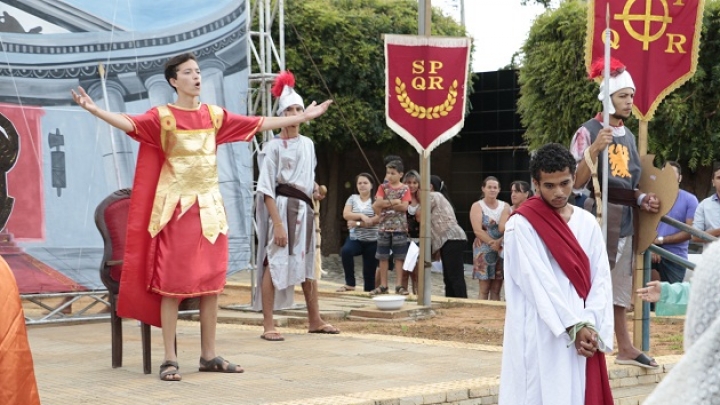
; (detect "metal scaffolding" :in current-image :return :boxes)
[247,0,285,140]
[245,0,286,300]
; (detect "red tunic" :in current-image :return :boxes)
[116,104,262,327]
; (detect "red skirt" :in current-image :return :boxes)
[149,202,228,298]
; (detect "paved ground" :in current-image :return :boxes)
[25,256,674,405]
[309,255,482,299]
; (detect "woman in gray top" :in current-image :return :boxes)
[417,176,468,298]
[338,173,379,292]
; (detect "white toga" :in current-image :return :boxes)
[252,135,316,310]
[499,205,614,405]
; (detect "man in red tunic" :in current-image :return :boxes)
[71,53,331,381]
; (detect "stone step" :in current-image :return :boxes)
[612,382,659,405]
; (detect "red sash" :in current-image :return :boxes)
[514,196,613,405]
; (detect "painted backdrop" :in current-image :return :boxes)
[0,0,254,293]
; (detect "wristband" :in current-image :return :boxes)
[636,193,647,207]
[273,222,283,227]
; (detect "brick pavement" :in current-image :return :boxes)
[25,262,675,405]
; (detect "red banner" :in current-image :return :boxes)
[586,0,704,121]
[385,35,471,155]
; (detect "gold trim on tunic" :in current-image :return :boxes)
[147,104,228,243]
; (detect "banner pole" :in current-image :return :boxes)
[418,0,432,307]
[601,4,610,241]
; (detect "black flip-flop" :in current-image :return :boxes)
[614,353,658,368]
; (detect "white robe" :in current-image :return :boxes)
[643,240,720,404]
[499,205,614,405]
[252,135,316,310]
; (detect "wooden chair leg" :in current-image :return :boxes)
[141,322,151,374]
[110,295,123,369]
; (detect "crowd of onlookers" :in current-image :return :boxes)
[338,156,720,300]
[338,154,536,300]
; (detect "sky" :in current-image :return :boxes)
[436,0,555,73]
[6,0,552,73]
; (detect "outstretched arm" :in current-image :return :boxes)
[71,86,134,133]
[259,100,333,132]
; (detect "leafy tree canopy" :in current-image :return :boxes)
[269,0,468,150]
[517,0,720,170]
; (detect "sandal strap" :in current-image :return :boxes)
[200,356,240,372]
[160,360,179,370]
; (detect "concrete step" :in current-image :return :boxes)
[612,382,659,405]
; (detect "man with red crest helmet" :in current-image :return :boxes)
[569,57,661,369]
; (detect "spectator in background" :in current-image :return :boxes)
[652,162,698,283]
[692,166,720,244]
[338,173,379,292]
[403,170,421,294]
[371,159,411,295]
[509,180,533,213]
[416,175,468,298]
[469,176,510,300]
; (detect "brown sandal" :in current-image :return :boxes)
[336,285,355,292]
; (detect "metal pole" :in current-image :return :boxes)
[417,0,432,307]
[601,5,610,240]
[641,251,651,351]
[459,0,465,28]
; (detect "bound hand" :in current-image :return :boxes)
[573,326,598,358]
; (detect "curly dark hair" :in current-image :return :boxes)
[530,143,576,181]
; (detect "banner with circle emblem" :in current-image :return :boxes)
[586,0,705,120]
[385,35,471,155]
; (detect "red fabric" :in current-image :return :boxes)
[151,203,227,297]
[514,196,591,297]
[514,196,613,405]
[117,105,262,327]
[5,253,85,294]
[0,256,41,405]
[116,143,163,327]
[588,0,703,120]
[104,198,131,282]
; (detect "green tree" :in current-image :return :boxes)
[517,0,595,149]
[518,0,720,196]
[268,0,469,253]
